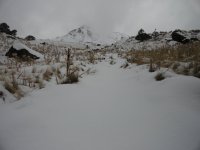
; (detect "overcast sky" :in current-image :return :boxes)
[0,0,200,39]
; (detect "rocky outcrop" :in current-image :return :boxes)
[171,30,190,44]
[5,41,44,61]
[6,46,40,61]
[135,29,151,41]
[25,35,36,41]
[0,23,17,36]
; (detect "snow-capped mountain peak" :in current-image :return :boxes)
[54,25,129,45]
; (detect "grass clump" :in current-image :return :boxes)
[110,60,116,65]
[61,72,79,84]
[38,80,45,89]
[43,68,53,81]
[120,62,129,68]
[155,72,165,81]
[32,66,37,73]
[4,80,24,99]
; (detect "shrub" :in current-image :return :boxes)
[155,72,165,81]
[172,62,180,70]
[32,66,37,73]
[43,68,53,81]
[120,62,129,68]
[51,66,56,73]
[194,72,200,78]
[193,63,200,75]
[110,60,116,65]
[149,59,155,72]
[55,67,62,79]
[4,80,18,94]
[88,52,95,64]
[34,75,40,83]
[38,80,45,89]
[183,67,189,75]
[61,72,79,84]
[4,80,24,99]
[68,72,79,83]
[14,90,24,100]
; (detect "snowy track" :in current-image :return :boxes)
[0,60,200,150]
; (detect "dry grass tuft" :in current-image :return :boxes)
[43,68,53,81]
[4,80,24,99]
[155,72,165,81]
[61,72,79,84]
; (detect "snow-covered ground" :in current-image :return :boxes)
[0,57,200,150]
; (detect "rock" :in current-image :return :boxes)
[0,23,10,34]
[190,37,199,41]
[25,35,36,41]
[5,41,44,61]
[135,33,151,41]
[0,23,17,36]
[135,29,151,41]
[171,30,190,44]
[6,46,39,61]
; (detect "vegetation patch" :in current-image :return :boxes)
[155,72,165,81]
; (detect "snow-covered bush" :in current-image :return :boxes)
[43,68,53,81]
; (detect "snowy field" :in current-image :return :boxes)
[0,58,200,150]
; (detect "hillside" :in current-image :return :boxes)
[109,29,200,51]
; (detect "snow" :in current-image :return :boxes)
[13,40,44,61]
[0,56,200,150]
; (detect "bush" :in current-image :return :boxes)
[4,80,18,94]
[32,66,37,73]
[4,80,24,99]
[43,69,53,81]
[110,60,116,65]
[68,72,79,83]
[55,67,62,79]
[120,62,129,68]
[155,72,165,81]
[172,62,180,70]
[149,59,155,72]
[88,52,95,64]
[38,80,45,89]
[61,72,79,84]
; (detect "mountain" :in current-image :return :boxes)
[54,25,129,45]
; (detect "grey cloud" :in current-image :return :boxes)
[0,0,200,38]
